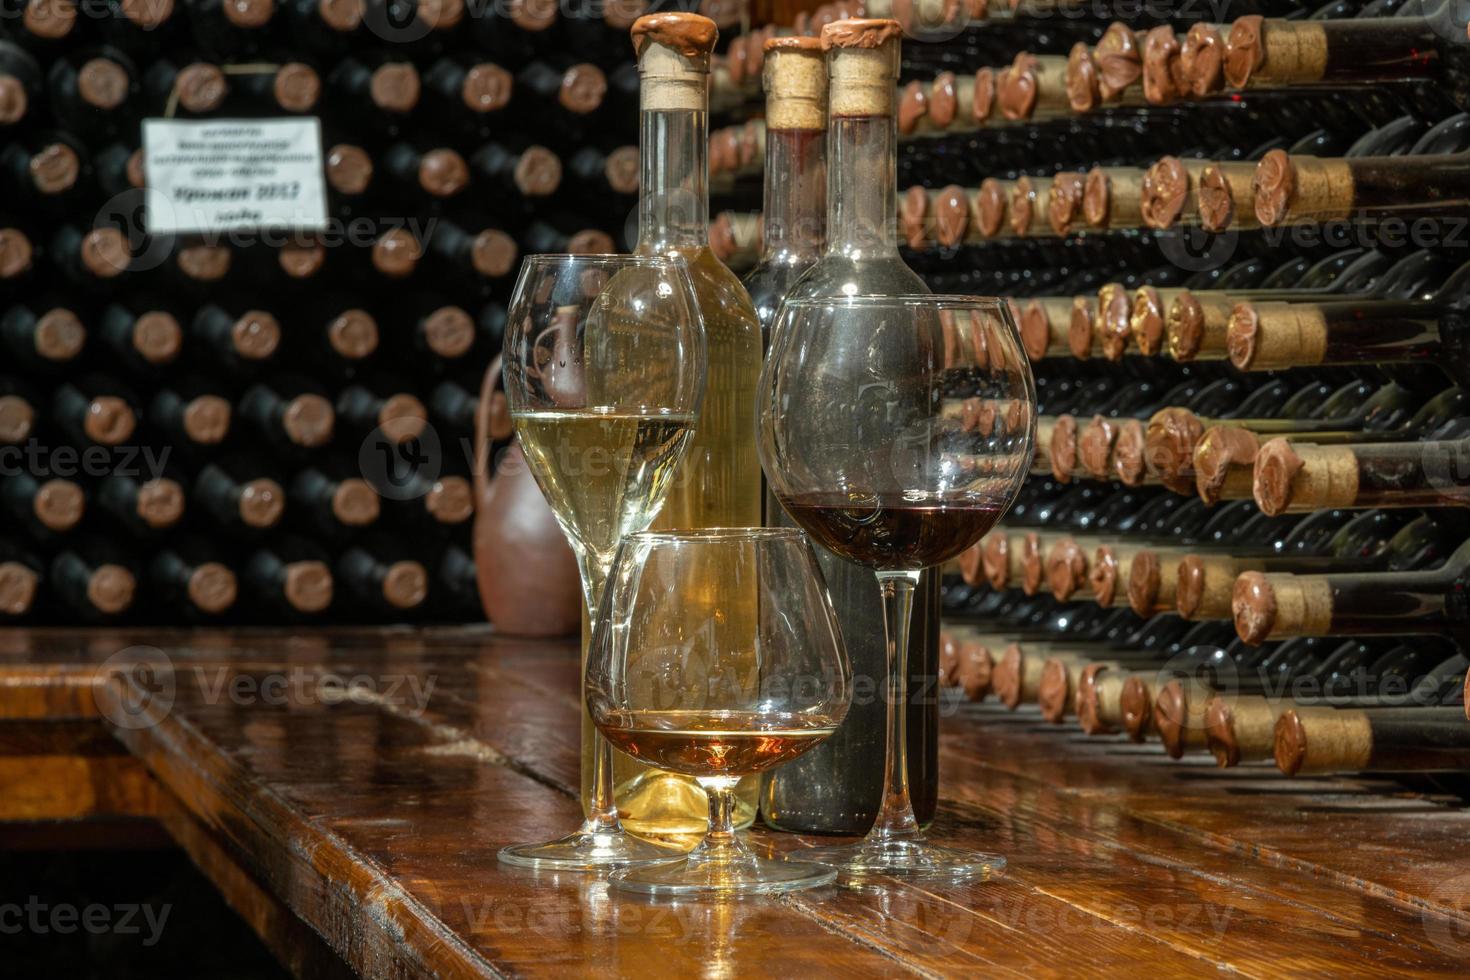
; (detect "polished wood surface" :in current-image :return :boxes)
[2,626,1468,977]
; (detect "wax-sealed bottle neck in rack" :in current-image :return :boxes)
[635,33,710,254]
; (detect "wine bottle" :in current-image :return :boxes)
[190,304,280,372]
[49,224,133,285]
[1,301,85,372]
[52,378,139,447]
[424,219,518,284]
[741,36,827,342]
[225,60,325,113]
[143,58,228,115]
[183,0,278,57]
[194,459,287,531]
[0,134,86,210]
[237,378,335,452]
[473,0,559,69]
[1232,537,1470,644]
[0,42,43,129]
[244,537,334,618]
[468,141,563,208]
[46,49,138,138]
[150,540,239,619]
[423,54,513,131]
[1253,140,1470,226]
[335,541,431,617]
[289,465,381,537]
[565,145,641,208]
[99,304,182,376]
[382,141,471,200]
[430,542,479,619]
[761,18,942,835]
[327,54,421,122]
[519,221,616,254]
[97,474,187,535]
[512,60,608,147]
[1252,429,1470,515]
[335,381,427,445]
[324,142,373,202]
[596,11,763,836]
[0,541,41,619]
[1275,704,1470,775]
[1,474,85,541]
[0,378,37,444]
[284,0,366,58]
[150,385,232,448]
[51,545,137,621]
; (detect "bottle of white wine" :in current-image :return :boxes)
[580,12,763,835]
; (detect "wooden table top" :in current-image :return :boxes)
[2,625,1468,977]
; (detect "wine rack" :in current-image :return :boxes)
[0,0,676,624]
[717,3,1470,790]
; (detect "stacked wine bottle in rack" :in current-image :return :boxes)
[714,1,1470,789]
[0,0,739,623]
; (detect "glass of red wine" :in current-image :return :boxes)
[758,295,1035,879]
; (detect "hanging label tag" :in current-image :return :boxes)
[142,118,329,235]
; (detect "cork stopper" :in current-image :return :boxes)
[763,38,827,130]
[182,395,230,444]
[463,63,513,112]
[176,62,227,114]
[934,184,970,247]
[602,147,640,195]
[928,70,957,128]
[1019,532,1043,596]
[370,62,420,113]
[991,644,1024,709]
[1127,548,1165,615]
[84,397,136,445]
[239,478,285,528]
[1253,439,1360,516]
[1274,707,1371,776]
[1129,286,1167,355]
[24,0,77,38]
[981,533,1009,589]
[326,145,372,195]
[379,394,428,443]
[1049,413,1078,482]
[1155,677,1212,759]
[1089,545,1120,606]
[0,228,32,279]
[136,478,185,529]
[422,306,475,358]
[331,479,380,527]
[273,63,320,112]
[1144,407,1203,486]
[34,309,85,362]
[279,242,325,279]
[1140,156,1194,229]
[976,179,1008,238]
[972,66,995,123]
[88,565,136,615]
[372,228,422,278]
[1078,415,1117,479]
[1253,150,1354,225]
[1175,554,1241,620]
[1118,673,1157,741]
[940,630,960,685]
[1113,419,1147,486]
[79,59,130,110]
[177,244,229,280]
[1066,41,1099,112]
[222,0,273,28]
[1168,291,1231,362]
[899,186,929,250]
[0,562,38,616]
[282,394,334,448]
[283,561,333,613]
[0,76,28,125]
[514,146,562,197]
[957,540,983,585]
[1205,695,1283,768]
[1142,25,1185,105]
[559,63,606,114]
[633,12,717,111]
[957,641,993,701]
[1182,23,1225,97]
[426,476,474,524]
[1227,300,1327,370]
[1096,282,1131,360]
[1076,663,1123,735]
[1193,425,1260,505]
[1067,295,1094,359]
[0,395,34,443]
[417,148,469,197]
[897,79,927,135]
[382,561,429,609]
[81,228,131,278]
[326,309,379,361]
[1232,571,1334,644]
[34,479,85,531]
[1045,537,1087,600]
[1048,172,1085,236]
[1094,23,1143,100]
[1037,658,1074,723]
[1083,166,1143,229]
[317,0,362,30]
[187,563,237,615]
[231,311,281,361]
[823,19,901,117]
[131,311,181,365]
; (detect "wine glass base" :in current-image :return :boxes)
[800,838,1006,880]
[609,853,836,896]
[498,827,685,872]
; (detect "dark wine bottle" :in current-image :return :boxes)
[423,219,518,284]
[150,540,240,619]
[99,304,182,376]
[49,224,133,285]
[97,473,187,535]
[0,42,44,128]
[1,300,85,372]
[194,458,286,531]
[237,378,336,452]
[150,385,232,449]
[46,48,139,138]
[0,540,42,619]
[183,0,279,57]
[335,381,427,445]
[382,141,471,200]
[51,544,137,621]
[244,537,334,617]
[0,377,37,444]
[1,473,85,541]
[335,540,430,617]
[1275,704,1470,775]
[1253,428,1470,514]
[289,464,381,537]
[51,378,140,447]
[190,304,281,373]
[0,133,87,211]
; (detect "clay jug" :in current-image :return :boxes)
[473,354,581,637]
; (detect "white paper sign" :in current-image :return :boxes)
[142,118,329,235]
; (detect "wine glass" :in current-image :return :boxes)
[758,295,1035,879]
[499,253,707,870]
[586,528,852,894]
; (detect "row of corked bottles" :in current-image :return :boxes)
[938,479,1470,780]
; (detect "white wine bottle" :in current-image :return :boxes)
[578,12,764,836]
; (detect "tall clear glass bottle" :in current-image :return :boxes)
[578,12,763,835]
[761,18,941,834]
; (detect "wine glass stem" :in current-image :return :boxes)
[872,570,922,842]
[693,776,743,864]
[577,549,622,834]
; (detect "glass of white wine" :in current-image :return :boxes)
[498,253,707,871]
[587,528,852,895]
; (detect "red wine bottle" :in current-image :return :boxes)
[1253,427,1470,515]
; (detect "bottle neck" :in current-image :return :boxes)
[637,106,709,254]
[826,114,898,258]
[761,127,825,265]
